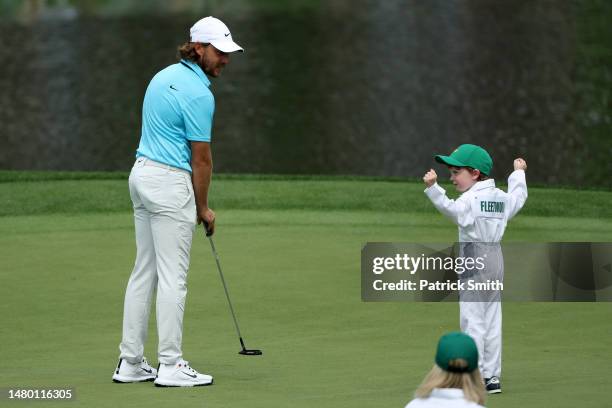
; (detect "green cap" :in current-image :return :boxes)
[435,332,479,373]
[434,144,493,176]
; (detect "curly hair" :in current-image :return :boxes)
[177,42,205,63]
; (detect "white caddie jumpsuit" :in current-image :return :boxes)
[424,170,528,379]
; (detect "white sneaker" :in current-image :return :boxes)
[112,357,157,383]
[154,360,213,387]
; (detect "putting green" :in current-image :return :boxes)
[1,176,611,407]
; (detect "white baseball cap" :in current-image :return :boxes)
[190,16,244,53]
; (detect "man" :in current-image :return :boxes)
[112,16,243,387]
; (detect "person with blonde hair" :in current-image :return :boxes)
[405,332,487,408]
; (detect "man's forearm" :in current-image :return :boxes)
[192,160,213,213]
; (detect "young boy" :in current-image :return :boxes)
[422,144,528,394]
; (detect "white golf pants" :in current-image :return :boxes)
[119,157,196,365]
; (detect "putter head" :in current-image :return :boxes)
[239,349,262,356]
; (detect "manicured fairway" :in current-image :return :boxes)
[1,175,611,408]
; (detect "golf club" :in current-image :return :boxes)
[203,223,262,356]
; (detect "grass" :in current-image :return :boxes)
[0,172,611,407]
[1,171,612,219]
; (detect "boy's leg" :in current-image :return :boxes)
[460,300,486,374]
[483,301,502,379]
[483,245,503,379]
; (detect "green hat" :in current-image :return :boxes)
[435,332,479,373]
[434,144,493,176]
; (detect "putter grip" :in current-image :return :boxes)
[203,220,213,237]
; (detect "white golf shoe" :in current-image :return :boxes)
[112,357,157,383]
[154,360,213,387]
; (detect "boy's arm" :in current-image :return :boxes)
[506,158,528,220]
[423,170,472,227]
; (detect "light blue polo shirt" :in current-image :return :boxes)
[136,59,214,172]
